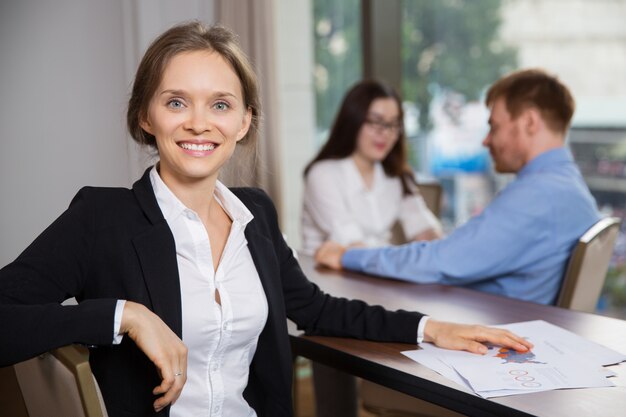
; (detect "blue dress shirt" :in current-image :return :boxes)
[342,147,601,305]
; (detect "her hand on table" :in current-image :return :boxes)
[121,301,188,412]
[424,319,533,354]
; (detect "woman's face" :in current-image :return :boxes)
[353,97,402,164]
[140,50,251,187]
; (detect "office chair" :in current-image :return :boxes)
[417,182,443,218]
[13,345,108,417]
[556,216,622,313]
[390,182,443,245]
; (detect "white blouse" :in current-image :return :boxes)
[151,167,268,417]
[301,157,441,256]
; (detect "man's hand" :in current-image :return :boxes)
[314,241,347,270]
[121,301,188,412]
[424,319,533,354]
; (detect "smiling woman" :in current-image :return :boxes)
[139,51,252,201]
[0,21,533,417]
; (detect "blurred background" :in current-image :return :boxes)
[1,0,625,319]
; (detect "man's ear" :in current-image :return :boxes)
[236,108,253,142]
[523,107,542,136]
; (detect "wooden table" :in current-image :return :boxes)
[289,256,626,417]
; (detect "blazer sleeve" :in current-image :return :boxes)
[244,188,422,344]
[0,187,118,366]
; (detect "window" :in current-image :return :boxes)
[311,0,626,318]
[313,0,363,144]
[400,0,626,318]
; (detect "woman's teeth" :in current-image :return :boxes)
[180,143,215,151]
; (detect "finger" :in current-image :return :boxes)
[479,329,533,352]
[443,334,489,355]
[465,340,488,355]
[153,372,185,411]
[153,371,176,395]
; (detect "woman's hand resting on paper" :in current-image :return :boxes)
[424,319,533,354]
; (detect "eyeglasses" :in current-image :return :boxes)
[364,118,403,135]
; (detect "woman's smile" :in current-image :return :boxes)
[178,141,218,156]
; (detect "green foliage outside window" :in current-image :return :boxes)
[402,0,517,133]
[313,0,363,141]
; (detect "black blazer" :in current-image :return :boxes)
[0,167,422,417]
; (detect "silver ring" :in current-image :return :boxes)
[174,372,183,377]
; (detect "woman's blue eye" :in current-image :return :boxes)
[167,99,184,109]
[214,102,229,111]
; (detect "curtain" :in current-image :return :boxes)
[214,0,282,217]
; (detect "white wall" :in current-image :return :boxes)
[0,0,215,265]
[0,0,316,264]
[501,0,626,126]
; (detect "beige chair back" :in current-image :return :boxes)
[556,217,621,313]
[417,182,443,217]
[390,182,443,245]
[13,345,108,417]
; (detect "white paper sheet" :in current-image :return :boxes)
[402,320,626,398]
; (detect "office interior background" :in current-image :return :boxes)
[1,0,625,319]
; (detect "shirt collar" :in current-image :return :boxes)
[518,147,573,178]
[345,157,385,192]
[149,165,254,226]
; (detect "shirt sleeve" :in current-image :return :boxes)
[417,316,429,344]
[113,300,126,344]
[342,181,554,286]
[303,163,366,246]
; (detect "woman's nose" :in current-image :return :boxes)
[185,109,212,134]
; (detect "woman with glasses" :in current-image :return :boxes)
[302,80,442,257]
[301,80,444,417]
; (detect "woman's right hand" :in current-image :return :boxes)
[423,319,533,354]
[120,301,188,412]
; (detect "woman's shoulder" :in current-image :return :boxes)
[306,158,352,185]
[308,157,350,175]
[66,186,138,221]
[72,185,134,205]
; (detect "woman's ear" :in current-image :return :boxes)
[139,115,153,135]
[236,108,253,142]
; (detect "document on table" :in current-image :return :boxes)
[402,320,626,398]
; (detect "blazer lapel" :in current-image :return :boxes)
[131,168,183,338]
[245,226,284,323]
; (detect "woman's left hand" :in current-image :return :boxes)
[423,319,533,354]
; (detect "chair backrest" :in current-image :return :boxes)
[556,217,622,313]
[417,182,443,218]
[13,345,108,417]
[390,181,443,245]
